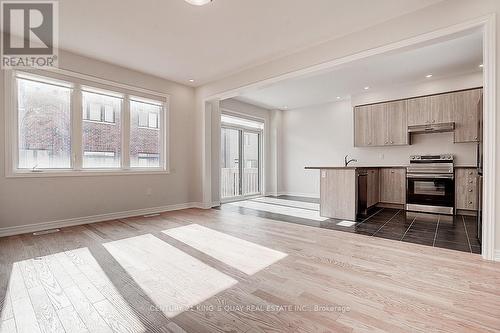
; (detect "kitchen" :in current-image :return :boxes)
[306,86,482,253]
[222,29,484,255]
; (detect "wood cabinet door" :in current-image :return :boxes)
[379,168,406,204]
[320,169,357,220]
[407,96,431,126]
[455,168,478,210]
[453,89,482,143]
[354,105,373,147]
[386,100,408,145]
[366,168,380,207]
[430,92,454,124]
[370,103,387,146]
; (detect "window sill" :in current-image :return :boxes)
[83,119,117,125]
[137,126,160,130]
[6,169,170,178]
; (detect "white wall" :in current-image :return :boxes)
[280,72,482,197]
[0,50,197,230]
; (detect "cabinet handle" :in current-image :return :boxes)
[390,140,393,144]
[385,141,388,144]
[469,201,473,204]
[432,120,436,123]
[468,189,473,192]
[474,136,478,140]
[469,172,473,175]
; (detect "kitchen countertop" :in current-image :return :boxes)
[305,165,478,170]
[304,166,407,170]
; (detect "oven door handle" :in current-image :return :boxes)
[406,173,454,179]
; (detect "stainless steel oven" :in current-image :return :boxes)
[406,155,455,215]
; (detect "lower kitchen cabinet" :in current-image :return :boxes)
[455,168,478,211]
[366,168,379,207]
[379,168,406,204]
[319,169,357,221]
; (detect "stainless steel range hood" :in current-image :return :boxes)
[408,122,455,134]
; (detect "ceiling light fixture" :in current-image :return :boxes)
[426,74,433,78]
[185,0,212,5]
[479,64,484,68]
[364,86,370,90]
[336,96,341,99]
[189,79,195,82]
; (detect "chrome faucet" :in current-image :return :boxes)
[345,155,357,167]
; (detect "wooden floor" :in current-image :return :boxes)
[1,208,499,333]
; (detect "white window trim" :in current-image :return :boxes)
[4,69,170,178]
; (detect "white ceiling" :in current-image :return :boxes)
[56,0,443,86]
[235,31,483,110]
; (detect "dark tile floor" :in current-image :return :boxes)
[218,195,481,254]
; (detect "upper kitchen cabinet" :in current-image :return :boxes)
[384,100,408,145]
[407,88,482,143]
[354,100,407,147]
[407,96,431,126]
[453,88,482,143]
[408,93,454,125]
[370,103,388,146]
[354,105,374,146]
[355,88,482,147]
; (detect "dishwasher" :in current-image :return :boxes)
[357,169,368,217]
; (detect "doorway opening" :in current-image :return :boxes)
[220,114,263,202]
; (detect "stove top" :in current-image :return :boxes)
[407,154,454,175]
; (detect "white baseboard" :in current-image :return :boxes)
[0,202,210,238]
[275,191,320,199]
[494,250,500,262]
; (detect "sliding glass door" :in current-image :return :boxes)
[220,115,262,201]
[242,131,260,196]
[221,127,241,198]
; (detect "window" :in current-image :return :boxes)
[84,102,116,123]
[138,109,159,129]
[83,151,116,168]
[9,71,168,175]
[137,153,160,167]
[82,91,122,168]
[130,99,162,168]
[17,76,72,169]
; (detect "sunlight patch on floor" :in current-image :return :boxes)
[1,248,146,333]
[103,234,237,318]
[163,224,287,275]
[252,197,320,211]
[336,220,357,227]
[227,200,327,221]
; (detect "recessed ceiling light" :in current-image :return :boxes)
[189,79,195,83]
[185,0,212,5]
[364,86,370,90]
[479,64,484,68]
[336,96,341,99]
[426,74,433,78]
[283,106,288,109]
